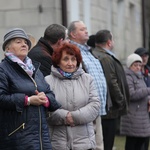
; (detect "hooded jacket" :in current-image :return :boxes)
[0,57,61,150]
[45,66,100,150]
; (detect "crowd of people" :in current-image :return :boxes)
[0,21,149,150]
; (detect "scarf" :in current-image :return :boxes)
[57,68,74,78]
[5,52,35,77]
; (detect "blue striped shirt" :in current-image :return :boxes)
[70,41,107,115]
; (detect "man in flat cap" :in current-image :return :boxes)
[135,47,150,87]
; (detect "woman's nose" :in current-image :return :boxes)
[22,42,28,47]
[137,66,141,70]
[68,60,73,65]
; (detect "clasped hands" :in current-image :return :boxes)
[28,90,48,106]
[65,112,75,127]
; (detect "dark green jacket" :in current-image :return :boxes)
[92,47,129,119]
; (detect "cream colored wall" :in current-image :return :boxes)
[0,0,62,61]
[67,0,143,62]
[0,0,143,62]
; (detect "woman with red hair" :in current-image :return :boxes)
[45,43,100,150]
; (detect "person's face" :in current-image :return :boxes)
[130,61,142,73]
[53,31,69,50]
[61,29,69,43]
[6,38,29,61]
[109,33,114,50]
[58,51,77,73]
[64,29,70,43]
[141,54,149,66]
[72,21,89,44]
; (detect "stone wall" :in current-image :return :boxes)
[0,0,62,60]
[68,0,143,62]
[0,0,144,62]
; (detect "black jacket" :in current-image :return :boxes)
[0,57,61,150]
[28,37,53,76]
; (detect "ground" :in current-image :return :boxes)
[114,135,150,150]
[113,135,125,150]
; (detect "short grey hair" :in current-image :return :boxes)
[68,21,83,38]
[44,24,67,44]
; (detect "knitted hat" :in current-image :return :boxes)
[134,47,149,56]
[126,53,142,68]
[2,28,31,51]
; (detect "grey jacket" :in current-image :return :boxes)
[45,66,100,150]
[120,68,150,137]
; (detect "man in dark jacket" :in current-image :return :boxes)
[28,24,67,76]
[92,29,129,150]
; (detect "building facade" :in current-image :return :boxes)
[0,0,149,62]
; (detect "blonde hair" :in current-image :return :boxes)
[27,34,37,50]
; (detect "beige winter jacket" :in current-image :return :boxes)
[45,66,100,150]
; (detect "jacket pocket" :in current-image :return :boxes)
[8,123,25,136]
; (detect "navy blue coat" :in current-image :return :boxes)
[0,57,61,150]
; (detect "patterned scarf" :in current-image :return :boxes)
[57,68,73,78]
[5,52,35,77]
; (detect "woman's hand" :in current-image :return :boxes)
[65,112,75,127]
[29,91,48,106]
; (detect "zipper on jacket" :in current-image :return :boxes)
[18,64,38,91]
[17,64,43,149]
[25,71,44,149]
[27,73,43,149]
[29,76,38,91]
[26,72,43,149]
[8,123,25,136]
[39,107,43,150]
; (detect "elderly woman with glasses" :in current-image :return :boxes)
[0,28,61,150]
[45,43,100,150]
[120,53,150,150]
